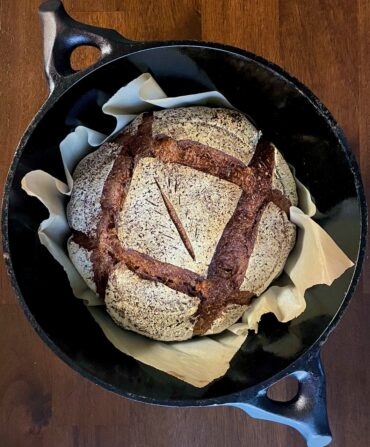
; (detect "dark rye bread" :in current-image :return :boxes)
[67,107,297,341]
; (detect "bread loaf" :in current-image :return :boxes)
[67,107,297,341]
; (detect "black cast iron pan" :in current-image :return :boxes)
[2,1,367,446]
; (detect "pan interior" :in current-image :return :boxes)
[6,46,362,403]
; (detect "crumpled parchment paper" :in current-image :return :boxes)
[21,73,354,387]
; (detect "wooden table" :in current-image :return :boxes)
[0,1,369,446]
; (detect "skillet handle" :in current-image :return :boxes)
[228,350,332,447]
[39,0,137,94]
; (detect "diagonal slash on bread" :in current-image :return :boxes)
[67,107,298,341]
[154,176,196,261]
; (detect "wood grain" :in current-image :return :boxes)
[0,1,369,446]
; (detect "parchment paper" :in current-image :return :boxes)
[21,73,354,387]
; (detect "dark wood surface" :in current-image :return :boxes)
[0,1,369,446]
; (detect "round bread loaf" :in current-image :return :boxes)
[67,107,297,341]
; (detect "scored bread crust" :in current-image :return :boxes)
[67,142,122,236]
[106,267,200,341]
[67,106,298,341]
[117,157,242,276]
[240,202,296,295]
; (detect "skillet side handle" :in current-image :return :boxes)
[229,351,332,447]
[39,0,137,93]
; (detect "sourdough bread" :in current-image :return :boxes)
[67,106,297,341]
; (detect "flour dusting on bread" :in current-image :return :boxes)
[67,106,298,341]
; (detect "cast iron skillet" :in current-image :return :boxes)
[2,1,367,446]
